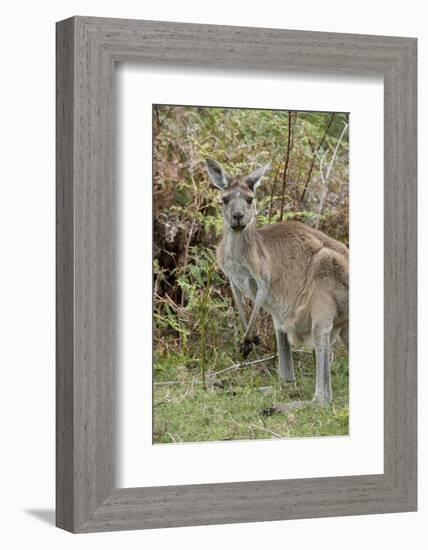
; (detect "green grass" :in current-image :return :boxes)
[153,346,349,444]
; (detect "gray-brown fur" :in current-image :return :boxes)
[206,158,349,407]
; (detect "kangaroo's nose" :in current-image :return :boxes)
[233,212,244,222]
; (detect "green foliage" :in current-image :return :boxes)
[154,245,239,378]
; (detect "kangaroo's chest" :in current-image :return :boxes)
[223,257,258,300]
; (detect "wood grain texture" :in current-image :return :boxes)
[56,16,417,533]
[56,18,75,532]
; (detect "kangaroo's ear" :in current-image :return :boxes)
[245,162,271,191]
[205,158,230,190]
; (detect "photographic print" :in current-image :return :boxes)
[153,105,349,444]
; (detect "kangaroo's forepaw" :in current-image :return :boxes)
[252,334,261,346]
[239,338,253,358]
[239,335,260,358]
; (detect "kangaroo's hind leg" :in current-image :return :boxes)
[311,295,336,405]
[275,328,295,383]
[312,325,332,404]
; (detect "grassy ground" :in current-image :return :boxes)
[153,344,349,444]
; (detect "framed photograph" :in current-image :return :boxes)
[56,16,417,533]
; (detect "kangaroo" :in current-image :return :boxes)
[206,158,349,408]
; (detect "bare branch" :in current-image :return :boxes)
[315,122,349,229]
[279,111,296,221]
[210,354,276,378]
[250,423,284,439]
[300,113,335,203]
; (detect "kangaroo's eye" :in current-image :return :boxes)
[246,197,253,205]
[222,196,230,205]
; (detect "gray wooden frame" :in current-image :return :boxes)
[56,16,417,533]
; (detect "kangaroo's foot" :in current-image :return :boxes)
[262,400,309,416]
[239,334,261,358]
[276,397,332,411]
[275,400,309,413]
